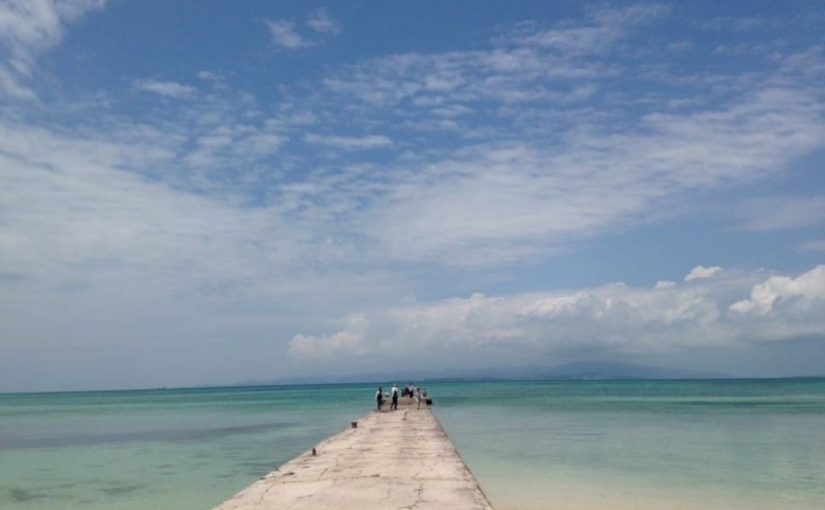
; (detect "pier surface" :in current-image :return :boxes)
[213,398,494,510]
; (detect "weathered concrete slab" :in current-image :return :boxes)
[213,398,494,510]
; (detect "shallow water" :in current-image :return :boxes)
[431,379,825,510]
[1,379,824,509]
[0,385,373,510]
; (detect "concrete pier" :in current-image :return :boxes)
[212,398,494,510]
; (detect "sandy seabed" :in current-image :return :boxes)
[483,480,818,510]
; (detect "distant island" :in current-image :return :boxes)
[231,361,729,387]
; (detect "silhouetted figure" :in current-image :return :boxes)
[376,386,384,411]
[391,384,399,410]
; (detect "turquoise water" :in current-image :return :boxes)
[0,385,374,510]
[434,379,825,510]
[1,380,824,509]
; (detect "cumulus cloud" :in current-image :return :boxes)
[290,314,368,358]
[290,266,825,363]
[685,265,722,282]
[730,265,825,316]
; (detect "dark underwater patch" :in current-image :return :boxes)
[99,482,146,496]
[4,421,293,450]
[9,487,48,502]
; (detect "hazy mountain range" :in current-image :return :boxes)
[231,361,728,387]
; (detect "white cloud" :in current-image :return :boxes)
[303,133,393,150]
[310,17,825,265]
[0,117,402,370]
[0,0,107,98]
[322,49,609,108]
[290,314,367,358]
[306,9,340,34]
[266,19,312,49]
[196,70,223,81]
[180,119,286,170]
[266,10,340,50]
[0,0,107,63]
[699,17,781,32]
[0,63,36,99]
[512,3,669,54]
[133,78,196,99]
[655,280,676,289]
[290,266,825,363]
[730,265,825,316]
[685,265,722,282]
[736,196,825,231]
[362,76,824,265]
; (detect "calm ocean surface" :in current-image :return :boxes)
[1,379,824,510]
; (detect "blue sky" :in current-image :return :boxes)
[1,1,824,391]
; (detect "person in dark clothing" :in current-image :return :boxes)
[376,386,384,411]
[390,384,399,410]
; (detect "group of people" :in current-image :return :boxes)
[375,384,428,411]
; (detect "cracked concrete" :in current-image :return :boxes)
[212,398,494,510]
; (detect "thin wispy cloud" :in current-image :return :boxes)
[304,133,393,150]
[132,78,196,99]
[0,0,107,67]
[298,7,824,266]
[510,3,669,53]
[307,9,340,34]
[196,70,223,82]
[699,16,782,32]
[266,10,341,50]
[266,20,312,49]
[0,0,107,99]
[0,65,34,99]
[736,196,825,231]
[798,240,825,254]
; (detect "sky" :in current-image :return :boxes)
[1,0,824,392]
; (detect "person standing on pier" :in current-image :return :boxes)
[376,386,384,411]
[390,384,399,410]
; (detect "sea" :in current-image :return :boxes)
[1,379,824,510]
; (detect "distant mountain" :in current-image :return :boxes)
[231,361,725,386]
[532,361,723,380]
